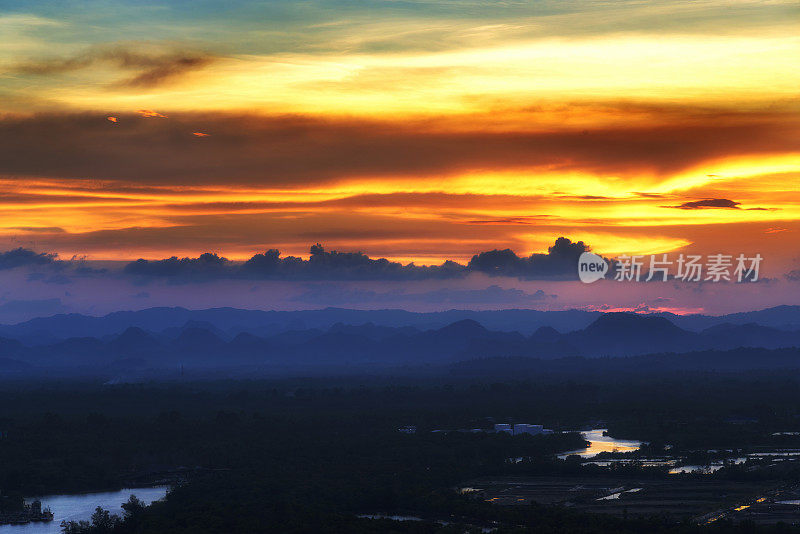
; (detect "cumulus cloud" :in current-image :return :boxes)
[120,238,589,282]
[467,237,590,280]
[124,252,232,281]
[0,248,110,283]
[12,44,217,87]
[0,247,56,270]
[124,244,463,283]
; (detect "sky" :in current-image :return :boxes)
[0,0,798,320]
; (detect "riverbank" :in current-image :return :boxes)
[0,487,169,534]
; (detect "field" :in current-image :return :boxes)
[461,476,800,524]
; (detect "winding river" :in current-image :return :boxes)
[558,429,642,459]
[0,487,169,533]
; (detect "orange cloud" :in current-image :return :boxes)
[0,104,795,267]
[137,109,167,118]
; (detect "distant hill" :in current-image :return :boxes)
[1,305,799,345]
[656,305,800,331]
[568,313,696,356]
[0,306,604,340]
[1,311,799,377]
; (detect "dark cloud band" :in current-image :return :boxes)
[115,238,591,282]
[0,107,796,187]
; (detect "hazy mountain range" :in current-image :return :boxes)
[0,306,799,376]
[2,305,800,344]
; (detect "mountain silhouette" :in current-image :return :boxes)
[3,305,800,343]
[699,322,800,350]
[570,312,696,356]
[0,309,798,375]
[173,328,225,351]
[530,326,561,343]
[107,327,159,355]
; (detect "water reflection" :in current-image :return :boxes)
[668,465,723,475]
[596,488,642,501]
[558,429,642,459]
[0,487,169,534]
[669,457,747,475]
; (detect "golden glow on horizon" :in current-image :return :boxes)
[583,305,707,316]
[0,150,797,261]
[1,2,798,266]
[654,154,800,194]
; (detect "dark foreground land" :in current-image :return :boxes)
[3,372,800,533]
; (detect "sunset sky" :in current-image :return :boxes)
[0,0,798,319]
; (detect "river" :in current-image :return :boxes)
[557,429,642,459]
[0,487,169,533]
